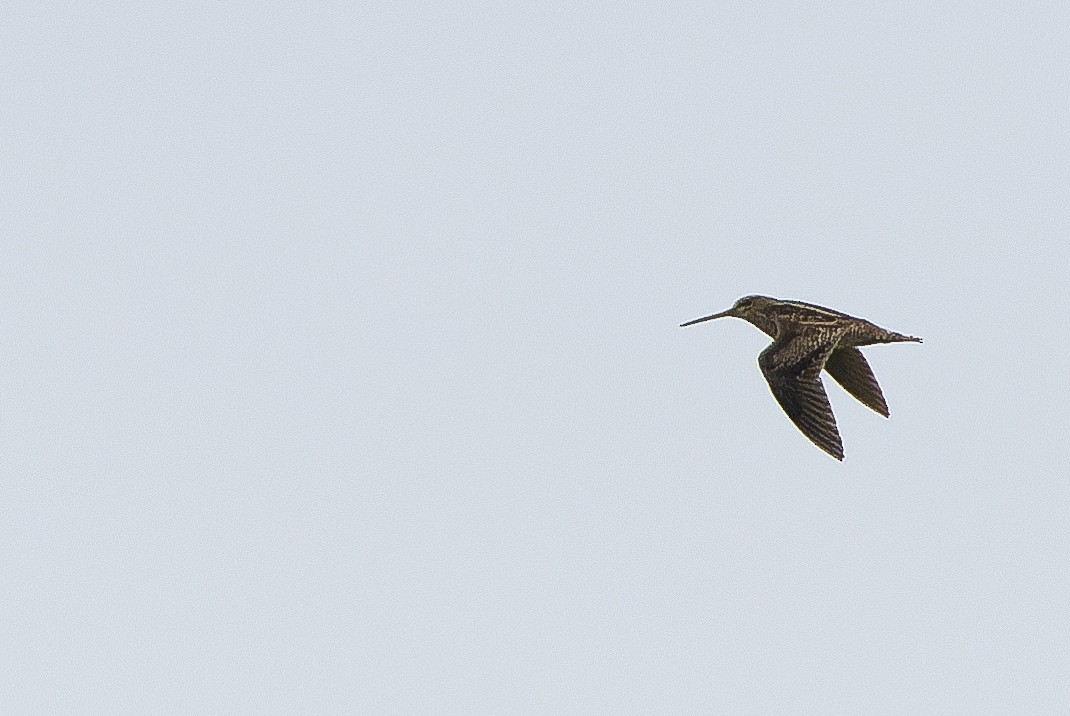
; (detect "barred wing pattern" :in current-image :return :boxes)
[758,330,846,460]
[824,346,890,417]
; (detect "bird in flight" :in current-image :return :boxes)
[681,295,921,460]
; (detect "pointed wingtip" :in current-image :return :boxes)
[825,445,845,461]
[815,440,845,461]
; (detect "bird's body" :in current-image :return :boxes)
[681,295,921,460]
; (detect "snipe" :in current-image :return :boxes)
[681,295,921,460]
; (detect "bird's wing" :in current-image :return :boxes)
[824,347,889,417]
[758,329,845,460]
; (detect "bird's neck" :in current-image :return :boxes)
[745,313,779,339]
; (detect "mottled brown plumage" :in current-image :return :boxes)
[681,295,921,460]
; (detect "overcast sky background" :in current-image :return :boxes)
[3,2,1069,713]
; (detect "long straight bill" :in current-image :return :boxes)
[679,309,733,327]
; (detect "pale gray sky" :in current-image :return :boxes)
[3,1,1069,713]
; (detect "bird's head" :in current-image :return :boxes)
[680,295,775,327]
